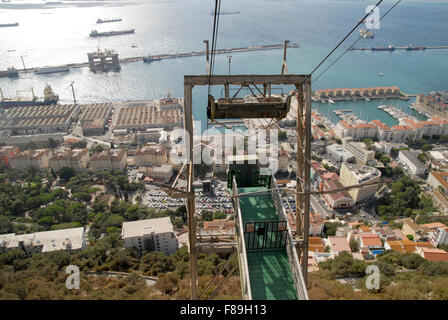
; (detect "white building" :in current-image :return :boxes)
[339,163,381,203]
[344,141,375,164]
[398,150,426,176]
[121,217,179,256]
[0,227,86,256]
[325,144,356,163]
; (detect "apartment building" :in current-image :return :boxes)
[0,227,86,256]
[134,145,167,167]
[90,149,127,171]
[343,141,375,164]
[339,163,381,203]
[398,150,426,176]
[319,172,354,209]
[49,148,90,172]
[9,149,53,170]
[371,120,393,141]
[121,217,179,256]
[0,145,20,167]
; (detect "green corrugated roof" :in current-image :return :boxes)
[238,186,297,300]
[238,187,278,223]
[247,250,298,300]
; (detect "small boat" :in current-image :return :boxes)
[329,99,335,104]
[131,45,138,48]
[378,73,384,76]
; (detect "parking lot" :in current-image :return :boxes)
[141,179,233,214]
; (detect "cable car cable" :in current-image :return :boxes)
[313,0,402,84]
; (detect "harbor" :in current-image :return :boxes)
[4,43,300,75]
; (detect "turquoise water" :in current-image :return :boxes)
[0,0,447,132]
[313,97,428,126]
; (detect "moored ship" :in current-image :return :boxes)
[0,23,18,27]
[89,29,135,37]
[96,18,122,24]
[210,10,240,15]
[0,85,59,108]
[34,65,70,75]
[372,45,395,51]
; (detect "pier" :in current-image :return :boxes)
[11,43,300,74]
[348,45,448,51]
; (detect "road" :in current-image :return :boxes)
[83,271,157,286]
[310,195,335,218]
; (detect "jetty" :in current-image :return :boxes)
[12,43,300,74]
[313,87,408,102]
[348,45,448,51]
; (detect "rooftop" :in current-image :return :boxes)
[121,217,174,238]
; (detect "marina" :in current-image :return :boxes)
[377,105,417,121]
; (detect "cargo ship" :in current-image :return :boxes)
[372,45,395,51]
[0,67,18,78]
[405,44,426,51]
[143,56,162,63]
[89,29,135,37]
[359,28,374,39]
[0,85,59,108]
[34,65,70,75]
[210,10,240,15]
[96,18,122,24]
[0,23,19,28]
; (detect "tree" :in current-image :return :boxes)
[201,211,213,221]
[58,167,76,182]
[422,144,432,151]
[380,155,390,165]
[417,153,428,164]
[390,148,399,158]
[213,212,227,220]
[0,215,13,233]
[349,237,360,252]
[278,131,287,141]
[406,234,414,241]
[156,273,179,294]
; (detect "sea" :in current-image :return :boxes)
[0,0,447,131]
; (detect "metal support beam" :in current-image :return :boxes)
[184,74,311,299]
[204,40,210,75]
[184,74,306,86]
[281,40,290,75]
[184,83,198,300]
[302,77,312,286]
